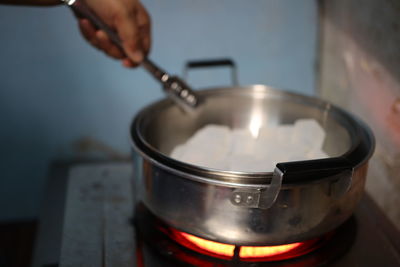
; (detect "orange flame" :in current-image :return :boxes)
[240,243,301,258]
[180,232,235,257]
[172,230,311,261]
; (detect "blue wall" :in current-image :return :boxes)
[0,0,317,221]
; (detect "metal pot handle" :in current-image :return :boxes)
[183,59,239,86]
[230,169,283,209]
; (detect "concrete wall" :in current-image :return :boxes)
[318,0,400,229]
[0,0,317,221]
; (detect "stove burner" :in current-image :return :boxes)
[134,203,357,266]
[167,227,327,262]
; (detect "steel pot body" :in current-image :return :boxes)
[131,85,374,245]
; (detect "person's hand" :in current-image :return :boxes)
[77,0,151,68]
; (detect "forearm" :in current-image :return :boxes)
[0,0,61,6]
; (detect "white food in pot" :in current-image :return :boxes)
[170,119,328,172]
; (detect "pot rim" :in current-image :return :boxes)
[130,85,375,186]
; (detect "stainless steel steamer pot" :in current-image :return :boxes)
[131,85,374,246]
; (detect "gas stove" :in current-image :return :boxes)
[32,163,400,267]
[133,202,355,267]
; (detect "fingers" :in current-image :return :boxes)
[78,18,98,48]
[95,31,125,59]
[113,1,151,66]
[76,0,151,68]
[78,18,125,60]
[122,58,135,68]
[113,10,143,66]
[136,2,151,55]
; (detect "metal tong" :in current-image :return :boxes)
[62,0,199,109]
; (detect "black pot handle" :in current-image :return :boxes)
[276,156,353,183]
[183,58,239,86]
[276,156,354,198]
